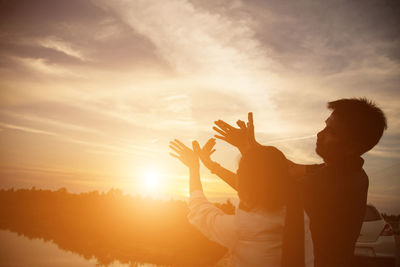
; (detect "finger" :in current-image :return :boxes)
[246,121,254,131]
[210,149,216,155]
[236,120,247,130]
[169,153,181,160]
[172,139,185,149]
[212,126,228,137]
[247,113,254,131]
[203,138,216,150]
[247,112,256,144]
[192,140,200,152]
[169,141,183,151]
[170,140,183,150]
[174,139,190,150]
[205,137,216,144]
[214,120,235,131]
[169,145,181,154]
[248,112,253,124]
[247,122,256,143]
[214,135,228,141]
[205,137,216,143]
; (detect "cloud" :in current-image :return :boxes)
[0,0,399,211]
[0,120,155,158]
[0,0,169,74]
[13,56,81,76]
[97,0,266,73]
[0,122,57,136]
[38,38,85,61]
[247,0,400,73]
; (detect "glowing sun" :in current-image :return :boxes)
[141,168,162,194]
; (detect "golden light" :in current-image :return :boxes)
[141,168,163,195]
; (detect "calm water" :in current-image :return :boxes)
[0,189,228,266]
[0,230,160,267]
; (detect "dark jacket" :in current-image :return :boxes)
[302,158,368,267]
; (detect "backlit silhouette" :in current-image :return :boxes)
[210,98,387,267]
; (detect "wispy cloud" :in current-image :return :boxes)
[0,122,57,136]
[0,121,154,156]
[97,0,280,121]
[0,0,399,211]
[13,56,81,77]
[38,38,86,61]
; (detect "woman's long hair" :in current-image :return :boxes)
[237,146,290,211]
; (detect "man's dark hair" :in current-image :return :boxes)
[237,146,289,211]
[328,98,387,155]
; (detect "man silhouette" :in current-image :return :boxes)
[208,98,387,267]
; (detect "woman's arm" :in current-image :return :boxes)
[189,165,202,193]
[170,140,236,248]
[169,139,202,193]
[194,138,238,191]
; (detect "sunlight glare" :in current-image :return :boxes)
[141,168,162,195]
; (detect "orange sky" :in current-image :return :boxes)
[0,0,399,213]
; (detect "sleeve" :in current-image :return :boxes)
[300,164,325,226]
[187,190,236,249]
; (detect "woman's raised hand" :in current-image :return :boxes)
[194,138,216,167]
[169,139,200,169]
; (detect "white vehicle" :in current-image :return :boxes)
[355,204,397,267]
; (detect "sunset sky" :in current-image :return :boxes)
[0,0,399,213]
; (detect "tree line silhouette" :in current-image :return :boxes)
[0,187,235,266]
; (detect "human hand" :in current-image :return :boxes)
[193,138,216,167]
[247,112,256,146]
[213,112,257,152]
[169,139,200,169]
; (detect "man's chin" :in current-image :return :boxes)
[316,147,345,163]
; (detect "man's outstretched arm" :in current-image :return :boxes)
[287,159,308,179]
[213,112,308,180]
[206,161,238,191]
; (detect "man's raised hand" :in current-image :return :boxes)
[212,120,246,149]
[212,112,257,152]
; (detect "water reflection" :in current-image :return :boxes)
[0,229,116,266]
[0,188,234,266]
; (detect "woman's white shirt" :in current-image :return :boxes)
[188,190,314,267]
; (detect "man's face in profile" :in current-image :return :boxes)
[316,112,349,162]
